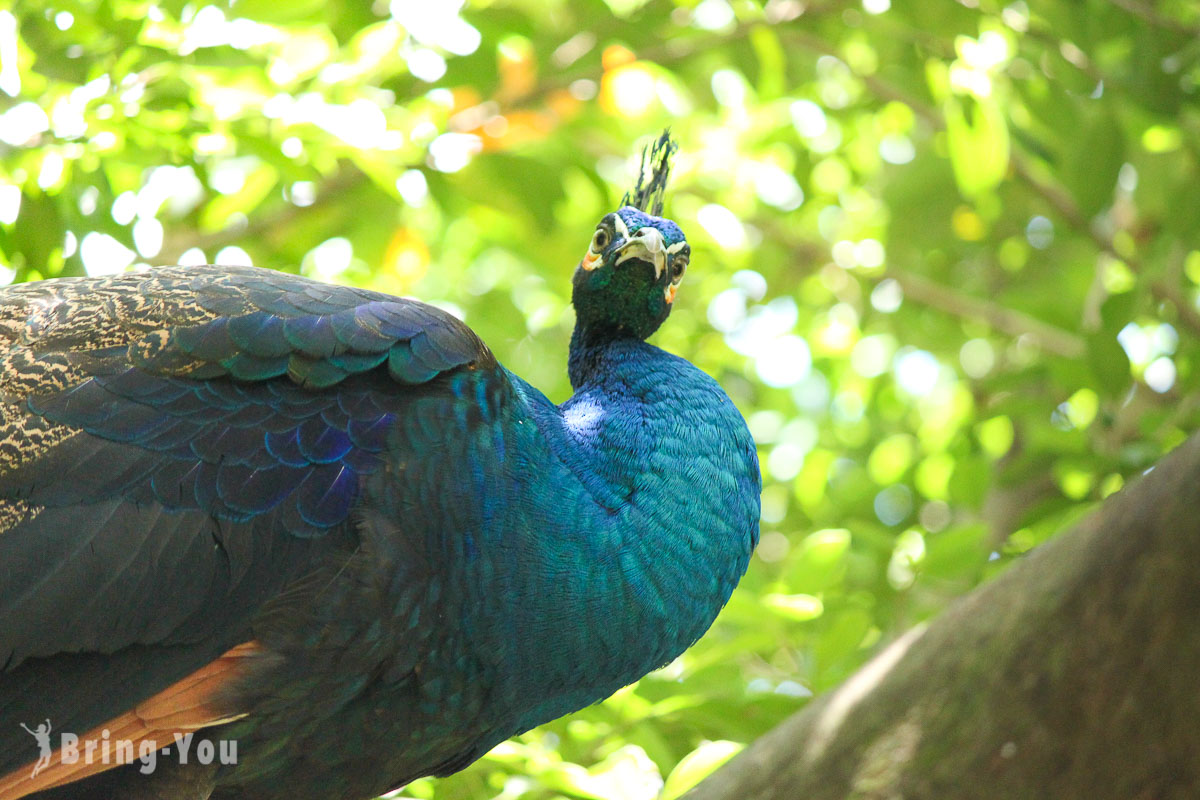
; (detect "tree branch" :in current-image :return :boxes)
[156,169,366,266]
[887,269,1086,359]
[1107,0,1200,36]
[686,432,1200,800]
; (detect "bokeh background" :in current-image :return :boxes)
[3,0,1200,797]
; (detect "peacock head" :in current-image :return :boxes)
[571,206,690,340]
[571,132,689,341]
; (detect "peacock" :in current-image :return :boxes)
[0,135,760,800]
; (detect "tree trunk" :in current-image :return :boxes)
[686,433,1200,800]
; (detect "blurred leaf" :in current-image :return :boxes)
[1062,112,1124,219]
[922,524,988,581]
[1086,331,1131,397]
[944,94,1009,197]
[764,593,824,622]
[786,529,851,593]
[232,0,327,23]
[660,740,744,800]
[199,163,279,231]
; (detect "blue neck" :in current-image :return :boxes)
[568,319,636,391]
[484,324,762,745]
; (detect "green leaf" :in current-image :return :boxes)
[1062,113,1124,219]
[1086,331,1131,397]
[944,94,1010,197]
[764,593,824,621]
[786,529,852,593]
[948,455,990,509]
[199,163,279,232]
[922,524,989,581]
[230,0,327,24]
[815,608,874,685]
[660,741,745,800]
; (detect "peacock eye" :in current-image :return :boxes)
[591,228,611,253]
[670,255,688,282]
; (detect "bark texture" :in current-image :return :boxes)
[687,433,1200,800]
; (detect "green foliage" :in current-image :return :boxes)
[3,0,1200,797]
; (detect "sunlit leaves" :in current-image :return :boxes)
[764,593,824,622]
[659,740,743,800]
[787,528,852,593]
[943,94,1009,197]
[5,0,1200,797]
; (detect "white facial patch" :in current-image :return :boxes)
[613,214,630,242]
[615,226,667,278]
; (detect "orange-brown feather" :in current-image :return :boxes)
[0,641,260,800]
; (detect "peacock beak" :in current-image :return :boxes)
[614,227,667,279]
